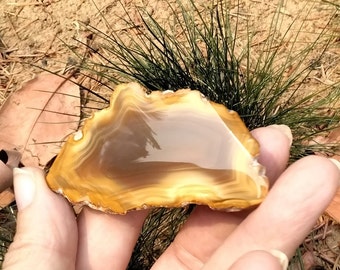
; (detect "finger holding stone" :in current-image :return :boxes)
[202,156,340,269]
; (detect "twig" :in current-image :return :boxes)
[6,2,49,7]
[16,19,39,34]
[304,230,332,243]
[320,253,336,265]
[5,13,20,40]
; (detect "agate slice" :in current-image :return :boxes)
[46,82,268,214]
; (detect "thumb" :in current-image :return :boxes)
[228,250,288,270]
[3,168,78,270]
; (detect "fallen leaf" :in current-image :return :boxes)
[0,149,21,207]
[0,189,15,208]
[0,149,22,192]
[323,126,340,221]
[309,125,340,221]
[0,73,80,167]
[326,187,340,222]
[0,160,12,192]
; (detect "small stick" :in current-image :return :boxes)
[6,2,48,7]
[304,230,332,243]
[16,18,38,34]
[319,253,335,265]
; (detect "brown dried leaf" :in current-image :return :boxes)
[0,149,21,207]
[0,149,22,192]
[0,160,13,192]
[326,187,340,222]
[0,189,15,208]
[0,73,80,167]
[324,126,340,222]
[310,124,340,221]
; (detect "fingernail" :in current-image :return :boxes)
[329,158,340,171]
[268,249,288,270]
[13,168,36,210]
[270,125,293,146]
[329,159,340,186]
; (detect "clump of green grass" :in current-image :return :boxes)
[127,206,193,270]
[77,0,339,161]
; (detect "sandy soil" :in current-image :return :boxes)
[1,0,339,104]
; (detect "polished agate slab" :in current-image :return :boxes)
[46,82,268,214]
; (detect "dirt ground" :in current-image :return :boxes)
[1,0,340,269]
[1,0,339,102]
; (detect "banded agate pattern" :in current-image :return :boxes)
[46,83,268,214]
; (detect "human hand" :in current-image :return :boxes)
[3,125,340,270]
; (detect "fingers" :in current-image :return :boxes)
[228,250,286,270]
[76,207,148,270]
[151,125,292,270]
[3,168,77,270]
[251,125,292,184]
[202,156,340,269]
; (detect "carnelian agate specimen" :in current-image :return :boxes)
[46,83,268,214]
